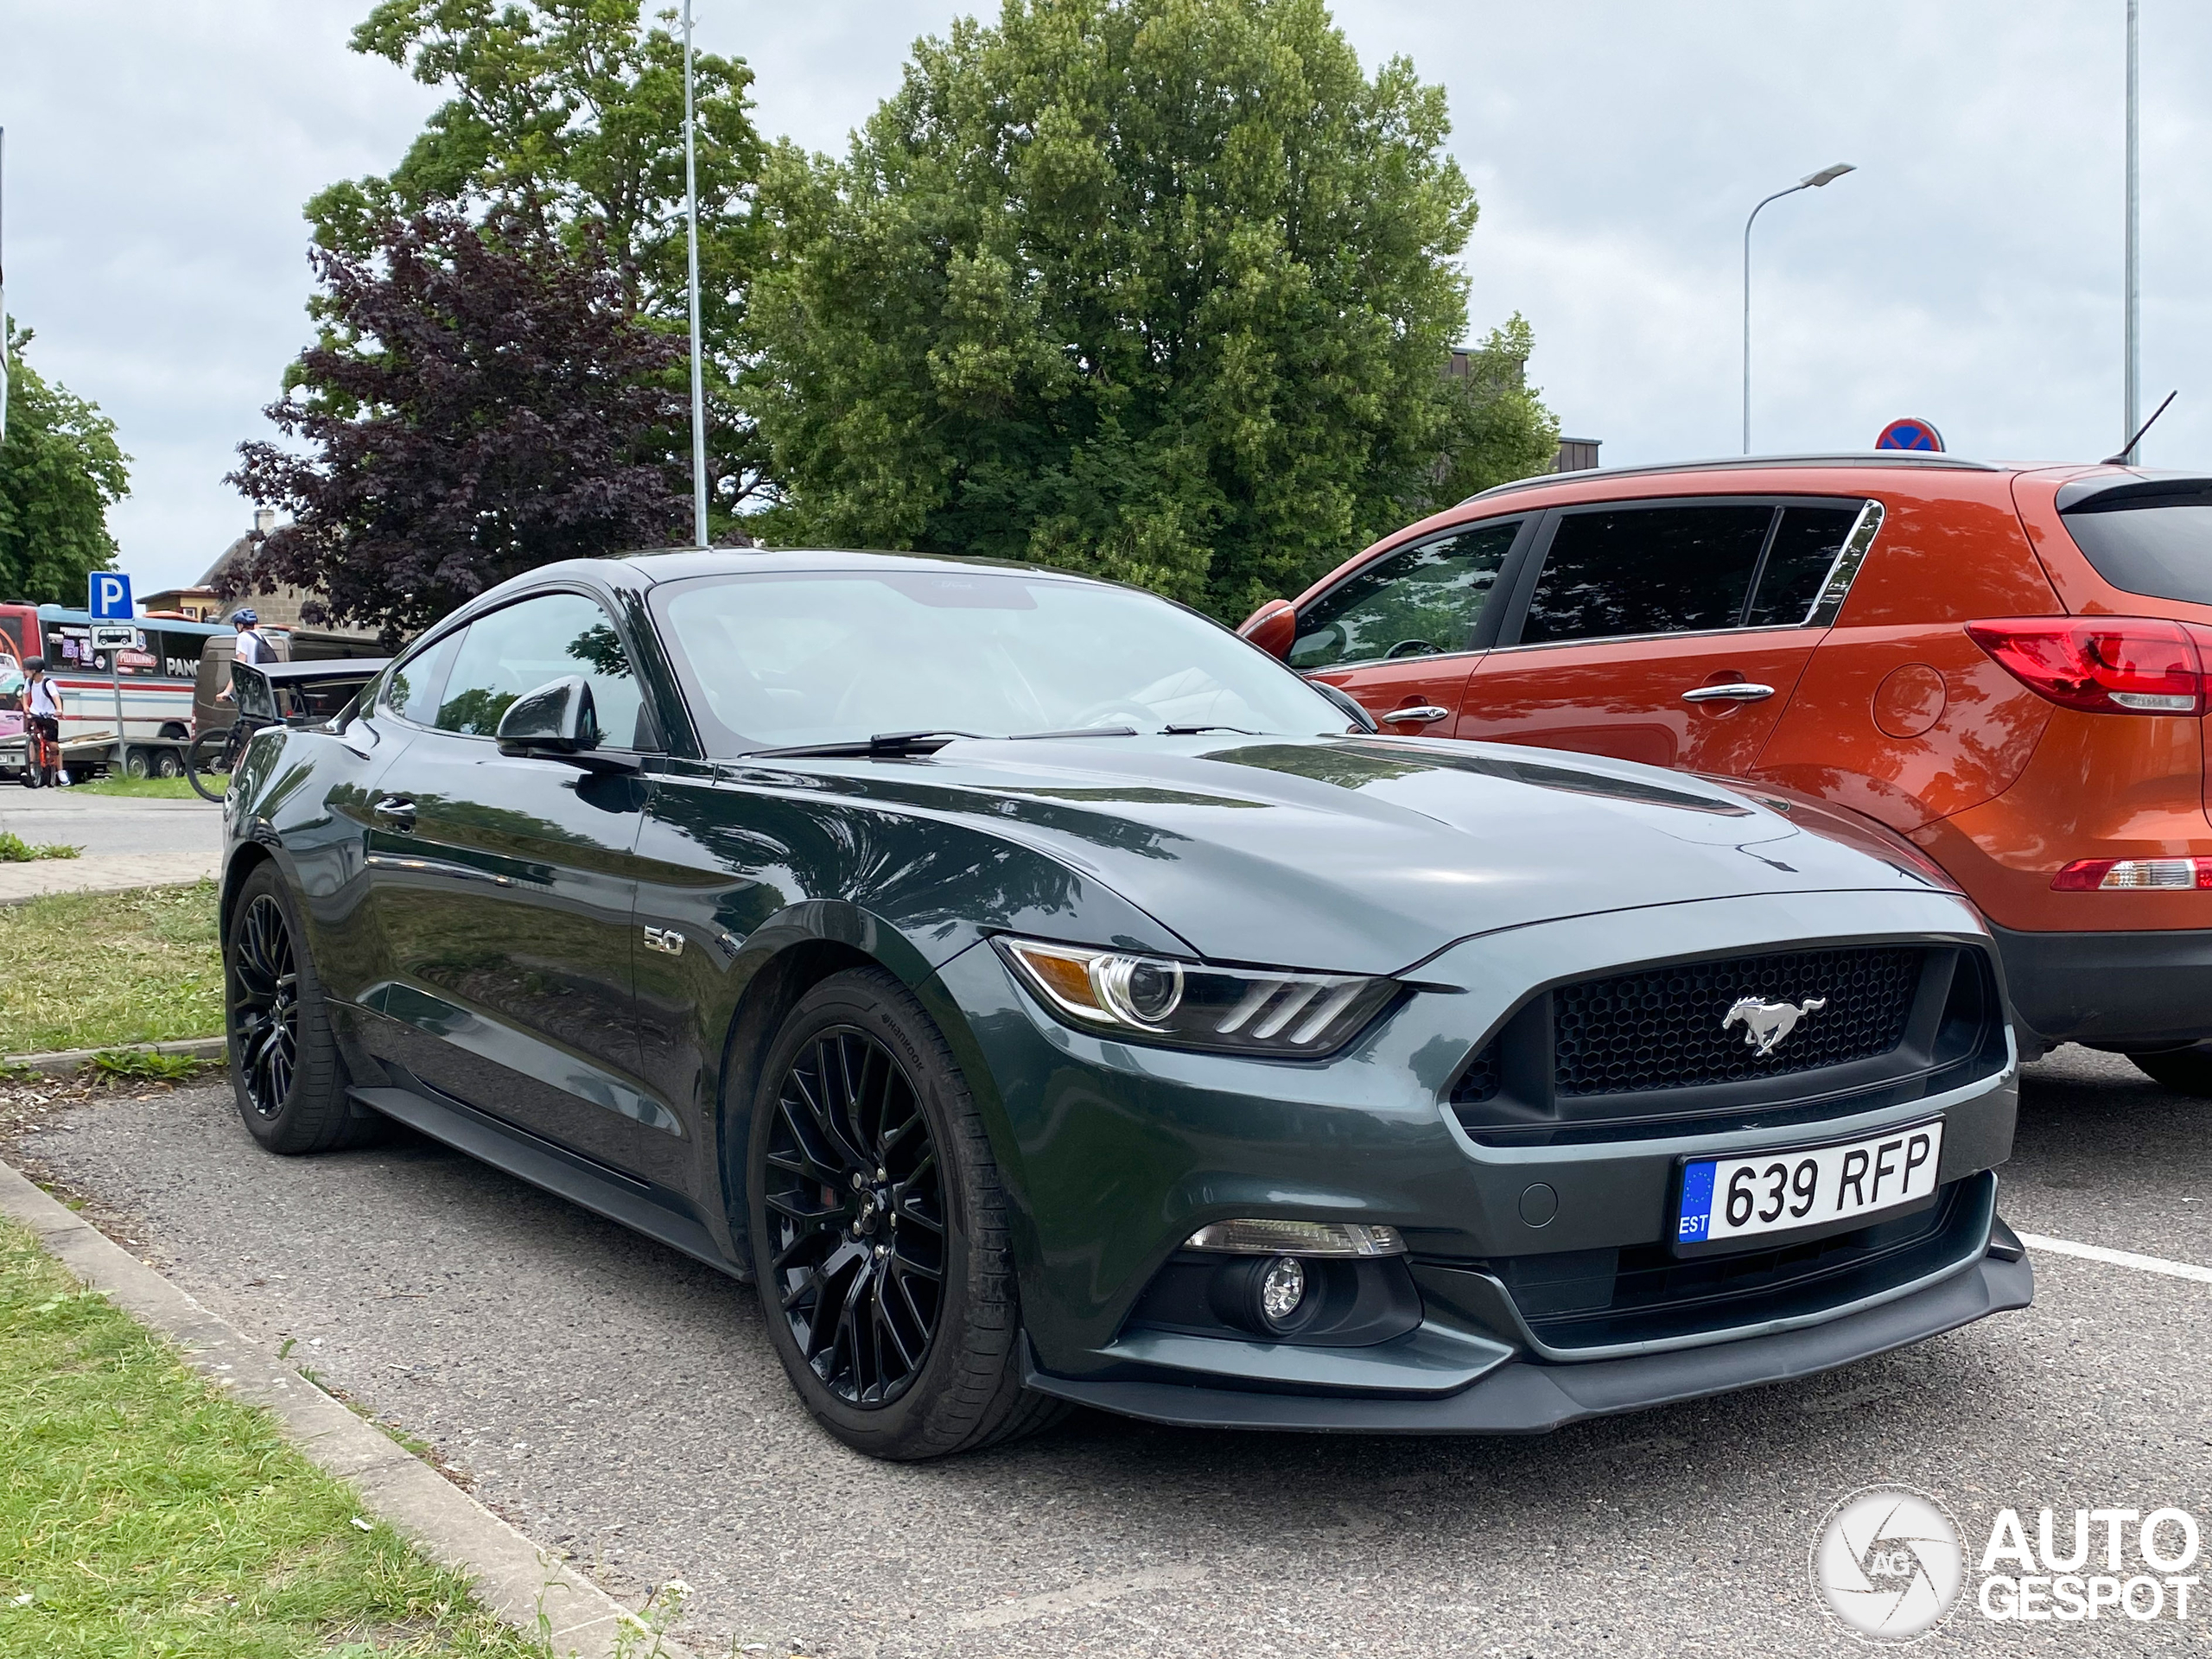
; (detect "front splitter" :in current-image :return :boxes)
[1020,1247,2032,1435]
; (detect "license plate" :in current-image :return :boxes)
[1675,1120,1943,1248]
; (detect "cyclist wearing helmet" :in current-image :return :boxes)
[217,609,272,702]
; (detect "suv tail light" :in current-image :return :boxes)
[1966,617,2209,715]
[2053,856,2212,891]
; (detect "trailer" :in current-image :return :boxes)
[0,606,230,781]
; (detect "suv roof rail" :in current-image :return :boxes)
[1461,451,2006,505]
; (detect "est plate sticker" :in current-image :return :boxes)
[1677,1121,1943,1245]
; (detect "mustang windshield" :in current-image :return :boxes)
[654,569,1351,756]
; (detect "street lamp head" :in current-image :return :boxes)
[1802,162,1857,188]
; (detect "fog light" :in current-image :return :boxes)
[1259,1255,1306,1325]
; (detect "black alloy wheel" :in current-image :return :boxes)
[763,1027,946,1407]
[232,893,299,1116]
[224,863,374,1154]
[747,967,1065,1459]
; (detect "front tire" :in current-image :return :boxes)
[747,967,1063,1460]
[2130,1046,2212,1096]
[187,728,232,802]
[226,864,372,1153]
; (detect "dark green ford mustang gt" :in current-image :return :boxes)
[219,550,2029,1459]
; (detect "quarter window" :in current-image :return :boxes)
[430,593,651,747]
[384,630,461,727]
[1288,521,1520,671]
[1745,506,1864,626]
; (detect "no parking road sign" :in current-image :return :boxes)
[1875,417,1945,453]
[87,571,134,620]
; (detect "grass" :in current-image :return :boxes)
[0,832,79,862]
[67,775,203,800]
[0,1217,550,1658]
[0,882,222,1056]
[86,1050,213,1083]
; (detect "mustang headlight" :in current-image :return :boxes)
[995,936,1399,1056]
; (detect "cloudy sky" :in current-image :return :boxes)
[4,0,2208,595]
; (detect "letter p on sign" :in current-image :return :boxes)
[88,573,133,620]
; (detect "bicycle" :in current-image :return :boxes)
[187,719,261,801]
[22,716,60,790]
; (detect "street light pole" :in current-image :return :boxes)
[682,0,709,547]
[1,125,10,448]
[1742,162,1856,455]
[2124,0,2141,460]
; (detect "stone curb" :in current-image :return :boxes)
[0,1156,696,1659]
[5,1036,230,1075]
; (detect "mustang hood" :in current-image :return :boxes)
[770,736,1966,976]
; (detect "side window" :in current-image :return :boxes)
[384,630,462,728]
[1745,505,1866,626]
[433,592,650,747]
[1519,505,1774,645]
[1288,520,1520,671]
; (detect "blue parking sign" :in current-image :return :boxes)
[88,571,134,620]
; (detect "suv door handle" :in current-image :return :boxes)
[1386,705,1453,724]
[372,795,417,829]
[1681,683,1776,704]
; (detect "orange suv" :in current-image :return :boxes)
[1240,454,2212,1089]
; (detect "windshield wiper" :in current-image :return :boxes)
[744,724,1146,760]
[1162,724,1257,735]
[744,730,982,759]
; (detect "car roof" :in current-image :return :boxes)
[599,546,1083,588]
[1462,451,2007,505]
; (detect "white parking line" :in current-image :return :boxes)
[2018,1232,2212,1285]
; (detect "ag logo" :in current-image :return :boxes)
[1811,1484,1964,1642]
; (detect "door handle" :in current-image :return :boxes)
[372,795,417,829]
[1386,705,1453,724]
[1681,683,1776,704]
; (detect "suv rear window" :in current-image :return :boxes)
[2062,489,2212,607]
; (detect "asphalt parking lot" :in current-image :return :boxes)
[11,1046,2212,1657]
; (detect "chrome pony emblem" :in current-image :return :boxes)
[1722,995,1827,1057]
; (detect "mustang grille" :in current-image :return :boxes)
[1551,945,1922,1096]
[1452,1037,1503,1107]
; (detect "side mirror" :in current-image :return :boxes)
[1239,598,1297,660]
[495,676,636,771]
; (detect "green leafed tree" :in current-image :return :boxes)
[746,0,1558,621]
[0,323,129,605]
[306,0,769,515]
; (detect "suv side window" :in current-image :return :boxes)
[432,592,652,746]
[1289,520,1520,671]
[1520,504,1774,645]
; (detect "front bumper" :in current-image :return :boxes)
[1023,1228,2031,1433]
[930,886,2026,1429]
[1993,920,2212,1048]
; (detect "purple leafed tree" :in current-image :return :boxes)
[227,208,689,643]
